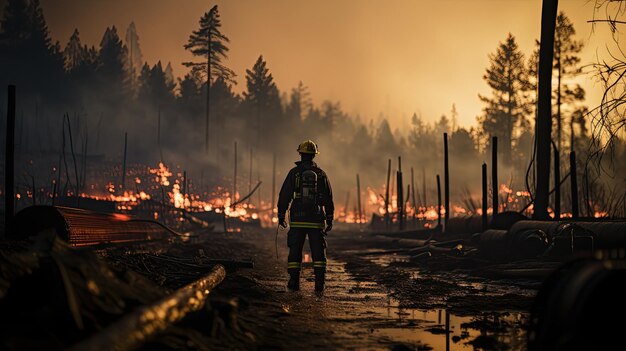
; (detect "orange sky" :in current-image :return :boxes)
[39,0,615,131]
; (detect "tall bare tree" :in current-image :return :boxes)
[184,5,235,154]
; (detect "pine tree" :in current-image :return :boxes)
[179,71,202,102]
[375,119,397,155]
[138,61,175,105]
[0,0,64,97]
[184,5,234,153]
[98,26,128,93]
[63,28,87,71]
[478,33,531,161]
[553,12,585,152]
[285,81,312,122]
[450,104,459,132]
[243,55,282,148]
[164,62,175,87]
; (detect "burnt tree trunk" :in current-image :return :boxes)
[534,0,558,220]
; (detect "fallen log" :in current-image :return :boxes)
[70,264,226,351]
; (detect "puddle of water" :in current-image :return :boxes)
[363,253,410,268]
[364,253,538,298]
[323,261,528,350]
[371,308,527,350]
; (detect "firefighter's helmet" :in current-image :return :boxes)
[297,140,319,154]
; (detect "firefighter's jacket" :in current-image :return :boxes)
[277,160,334,229]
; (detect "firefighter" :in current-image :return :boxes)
[277,140,334,293]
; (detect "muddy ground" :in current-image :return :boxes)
[196,226,543,351]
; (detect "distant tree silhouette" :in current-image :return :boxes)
[320,100,341,133]
[98,26,128,99]
[408,112,436,163]
[243,55,282,149]
[0,0,65,99]
[285,81,312,122]
[209,76,240,139]
[63,29,86,72]
[179,71,202,102]
[164,62,175,88]
[375,119,397,156]
[184,5,234,154]
[63,28,97,99]
[434,114,451,136]
[527,40,540,119]
[450,104,459,132]
[478,33,531,162]
[138,61,175,106]
[124,21,144,96]
[553,12,586,152]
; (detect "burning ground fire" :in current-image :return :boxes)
[334,183,610,225]
[15,161,264,228]
[14,160,612,229]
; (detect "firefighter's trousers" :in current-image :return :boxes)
[287,227,327,275]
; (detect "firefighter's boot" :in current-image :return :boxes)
[287,271,300,291]
[314,272,325,294]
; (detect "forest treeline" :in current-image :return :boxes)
[1,1,624,215]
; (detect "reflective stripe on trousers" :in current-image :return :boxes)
[290,221,325,229]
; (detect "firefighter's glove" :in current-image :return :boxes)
[278,216,287,229]
[325,220,333,233]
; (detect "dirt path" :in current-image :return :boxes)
[209,227,535,350]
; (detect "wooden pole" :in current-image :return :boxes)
[121,132,127,191]
[81,130,88,191]
[553,142,560,219]
[257,158,262,209]
[343,190,350,220]
[271,153,276,216]
[422,168,427,210]
[66,114,80,206]
[248,147,253,204]
[384,158,391,228]
[200,169,204,196]
[534,0,558,220]
[436,174,442,228]
[205,32,211,154]
[406,184,411,226]
[570,151,579,219]
[444,133,450,227]
[157,108,163,163]
[5,85,15,237]
[482,163,488,231]
[52,181,57,206]
[160,187,166,225]
[31,175,36,206]
[357,173,362,227]
[233,141,237,205]
[397,157,404,231]
[491,136,498,215]
[54,117,64,206]
[411,167,417,225]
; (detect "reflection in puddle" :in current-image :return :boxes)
[325,261,528,350]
